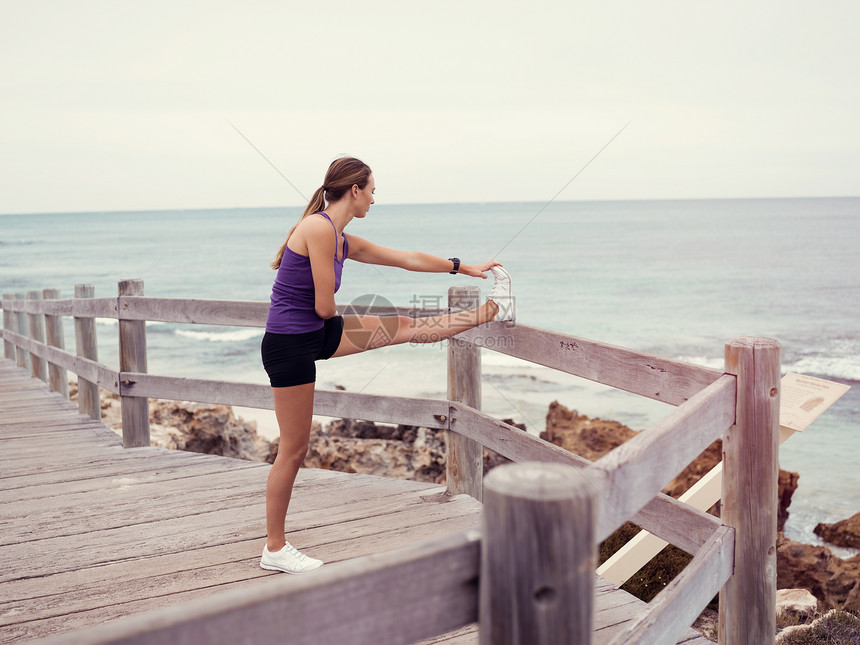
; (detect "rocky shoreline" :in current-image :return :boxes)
[86,384,860,617]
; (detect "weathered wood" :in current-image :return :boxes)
[41,288,69,398]
[74,284,101,420]
[118,279,150,448]
[608,526,734,645]
[2,330,119,394]
[448,402,722,555]
[719,338,780,645]
[115,296,438,328]
[13,294,30,371]
[0,361,712,645]
[446,286,484,501]
[481,462,596,645]
[11,530,481,645]
[456,323,722,406]
[120,373,449,429]
[4,295,117,318]
[589,374,736,539]
[25,291,48,383]
[2,294,16,360]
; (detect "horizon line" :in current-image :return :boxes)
[1,193,858,218]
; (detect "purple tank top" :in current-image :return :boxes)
[266,213,348,334]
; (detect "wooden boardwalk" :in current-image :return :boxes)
[0,360,710,644]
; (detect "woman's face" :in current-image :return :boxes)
[355,174,375,216]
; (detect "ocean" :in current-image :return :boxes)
[1,197,858,552]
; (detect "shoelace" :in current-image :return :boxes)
[283,544,313,562]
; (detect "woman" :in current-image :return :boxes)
[260,156,513,574]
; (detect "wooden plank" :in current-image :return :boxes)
[0,447,248,487]
[12,294,29,370]
[0,480,477,581]
[448,402,722,555]
[2,296,15,360]
[0,487,474,609]
[456,323,723,406]
[74,284,103,418]
[42,288,70,398]
[4,296,117,318]
[446,286,483,501]
[0,506,485,643]
[589,375,736,540]
[0,472,436,544]
[118,279,150,447]
[24,529,482,645]
[2,459,265,503]
[2,331,120,394]
[0,513,483,644]
[607,526,734,645]
[26,291,48,382]
[481,463,596,645]
[119,296,269,327]
[719,338,780,645]
[115,297,433,328]
[121,373,450,429]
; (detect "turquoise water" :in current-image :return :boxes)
[1,197,858,548]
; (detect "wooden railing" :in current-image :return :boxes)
[1,281,780,645]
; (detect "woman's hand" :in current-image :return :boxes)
[458,260,502,279]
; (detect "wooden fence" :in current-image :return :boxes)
[1,281,780,645]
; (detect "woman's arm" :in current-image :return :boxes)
[305,219,339,319]
[345,234,501,278]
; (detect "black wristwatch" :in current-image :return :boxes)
[448,257,460,274]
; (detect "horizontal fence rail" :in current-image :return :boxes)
[1,282,779,645]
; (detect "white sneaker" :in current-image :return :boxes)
[260,542,323,574]
[488,266,515,322]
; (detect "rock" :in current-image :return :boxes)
[776,532,860,612]
[776,609,860,644]
[150,401,271,462]
[814,512,860,550]
[265,417,526,483]
[776,588,818,623]
[778,469,800,533]
[541,402,799,527]
[541,401,637,461]
[301,420,447,483]
[87,387,270,462]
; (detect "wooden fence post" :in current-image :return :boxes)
[118,279,150,448]
[481,462,596,645]
[74,284,101,420]
[447,285,484,501]
[27,290,48,382]
[14,293,30,371]
[719,337,780,645]
[2,293,16,361]
[43,288,69,398]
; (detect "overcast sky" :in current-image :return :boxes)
[2,0,858,214]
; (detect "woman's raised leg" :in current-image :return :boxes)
[332,299,498,358]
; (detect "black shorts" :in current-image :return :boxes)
[261,316,344,387]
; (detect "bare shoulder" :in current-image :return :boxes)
[291,214,335,253]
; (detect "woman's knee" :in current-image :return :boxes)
[274,436,310,468]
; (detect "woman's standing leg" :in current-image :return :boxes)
[265,382,315,551]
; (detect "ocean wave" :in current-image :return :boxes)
[174,328,263,343]
[673,355,723,370]
[785,355,860,382]
[95,319,165,327]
